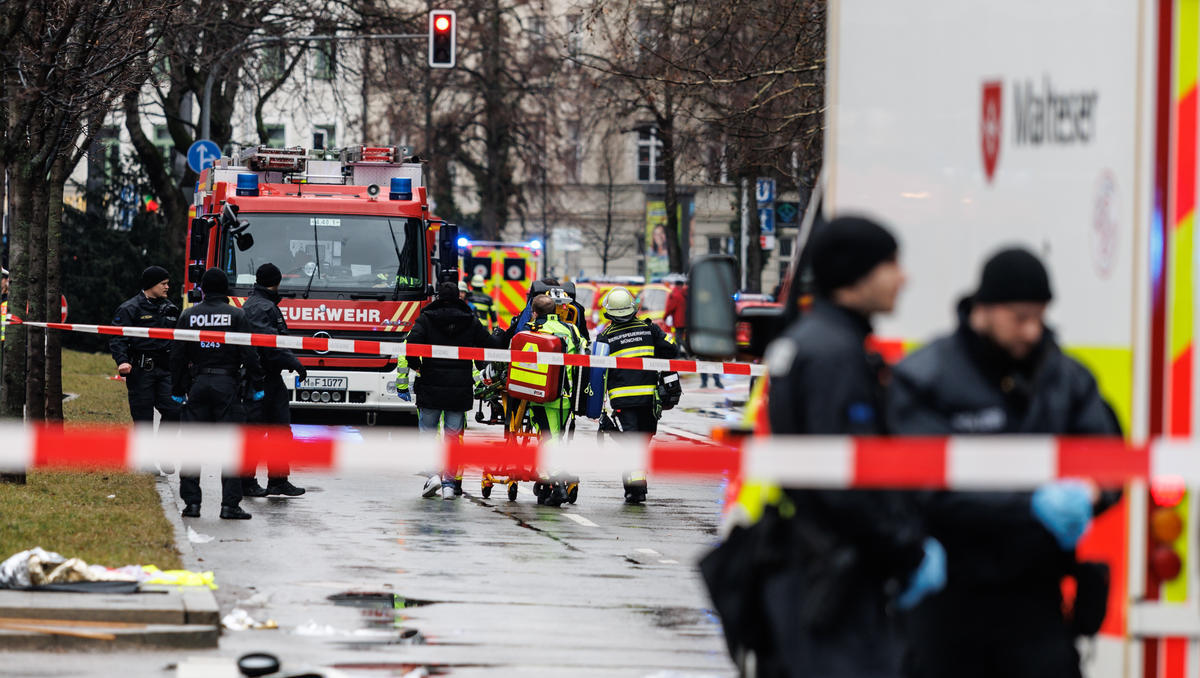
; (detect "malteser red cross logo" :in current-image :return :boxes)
[981,80,1003,183]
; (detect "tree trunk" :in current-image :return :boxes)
[124,92,192,267]
[661,102,683,274]
[24,171,47,421]
[1,162,30,418]
[44,159,67,422]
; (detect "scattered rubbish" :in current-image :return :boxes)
[142,565,218,590]
[106,494,116,499]
[0,547,147,588]
[295,621,339,636]
[238,592,271,607]
[187,527,214,544]
[222,608,278,631]
[327,591,432,608]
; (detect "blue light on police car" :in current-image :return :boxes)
[529,239,542,250]
[236,173,259,196]
[390,177,413,200]
[457,236,471,249]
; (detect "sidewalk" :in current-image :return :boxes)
[0,474,221,651]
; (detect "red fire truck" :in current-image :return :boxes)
[184,145,459,425]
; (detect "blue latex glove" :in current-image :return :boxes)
[251,390,265,402]
[896,537,947,610]
[171,395,186,405]
[398,390,411,402]
[1032,480,1093,549]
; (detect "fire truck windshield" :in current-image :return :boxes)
[223,214,425,293]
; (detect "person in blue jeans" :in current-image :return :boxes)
[406,281,496,499]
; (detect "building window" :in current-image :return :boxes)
[707,236,724,255]
[566,14,583,58]
[565,119,582,183]
[529,15,546,50]
[265,124,286,147]
[313,125,335,150]
[153,125,173,163]
[264,46,286,80]
[636,126,663,183]
[314,43,335,80]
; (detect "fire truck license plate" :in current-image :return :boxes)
[298,376,348,391]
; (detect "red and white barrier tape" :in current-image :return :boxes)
[1,423,1193,488]
[10,319,765,377]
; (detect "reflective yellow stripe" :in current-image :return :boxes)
[609,385,656,398]
[611,346,653,358]
[510,366,548,386]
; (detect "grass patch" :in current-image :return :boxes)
[0,349,181,569]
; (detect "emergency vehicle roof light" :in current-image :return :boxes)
[236,173,259,197]
[529,239,542,250]
[390,177,413,200]
[457,236,470,249]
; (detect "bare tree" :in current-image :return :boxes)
[577,126,636,275]
[0,0,171,419]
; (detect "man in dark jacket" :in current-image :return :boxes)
[715,216,942,678]
[241,263,308,498]
[887,247,1120,678]
[171,268,265,520]
[111,266,182,424]
[409,282,496,498]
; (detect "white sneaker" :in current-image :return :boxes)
[422,474,442,498]
[440,483,457,500]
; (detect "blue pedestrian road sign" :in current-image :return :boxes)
[187,140,222,174]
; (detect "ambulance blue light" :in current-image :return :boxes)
[529,239,542,250]
[235,173,259,196]
[390,177,413,200]
[457,237,471,249]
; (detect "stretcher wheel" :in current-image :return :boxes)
[482,483,492,499]
[507,482,519,502]
[567,483,578,504]
[475,411,486,423]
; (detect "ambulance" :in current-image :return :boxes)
[728,1,1200,675]
[459,240,541,328]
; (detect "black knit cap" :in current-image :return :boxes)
[437,281,459,301]
[974,247,1053,304]
[200,267,229,296]
[140,265,169,290]
[256,263,282,287]
[809,216,899,295]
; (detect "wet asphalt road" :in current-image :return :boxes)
[4,375,748,678]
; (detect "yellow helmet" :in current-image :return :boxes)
[471,274,486,289]
[603,286,637,318]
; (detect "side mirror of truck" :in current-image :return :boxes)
[235,232,254,251]
[686,255,738,358]
[189,218,210,260]
[187,263,206,284]
[737,304,787,359]
[438,223,460,284]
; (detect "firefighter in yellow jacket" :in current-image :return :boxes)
[597,286,679,503]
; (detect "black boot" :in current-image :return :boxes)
[220,504,252,520]
[265,478,305,496]
[242,479,269,497]
[181,503,201,518]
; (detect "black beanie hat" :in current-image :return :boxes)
[809,216,899,295]
[438,281,459,301]
[200,267,229,296]
[140,265,170,291]
[974,247,1053,304]
[256,263,282,287]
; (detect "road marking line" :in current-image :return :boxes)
[563,513,598,527]
[636,548,660,556]
[659,559,679,564]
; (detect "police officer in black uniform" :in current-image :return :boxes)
[171,268,265,520]
[241,263,307,497]
[111,266,182,424]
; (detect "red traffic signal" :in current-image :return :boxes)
[428,10,456,68]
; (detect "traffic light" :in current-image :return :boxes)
[428,10,456,68]
[1149,475,1188,600]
